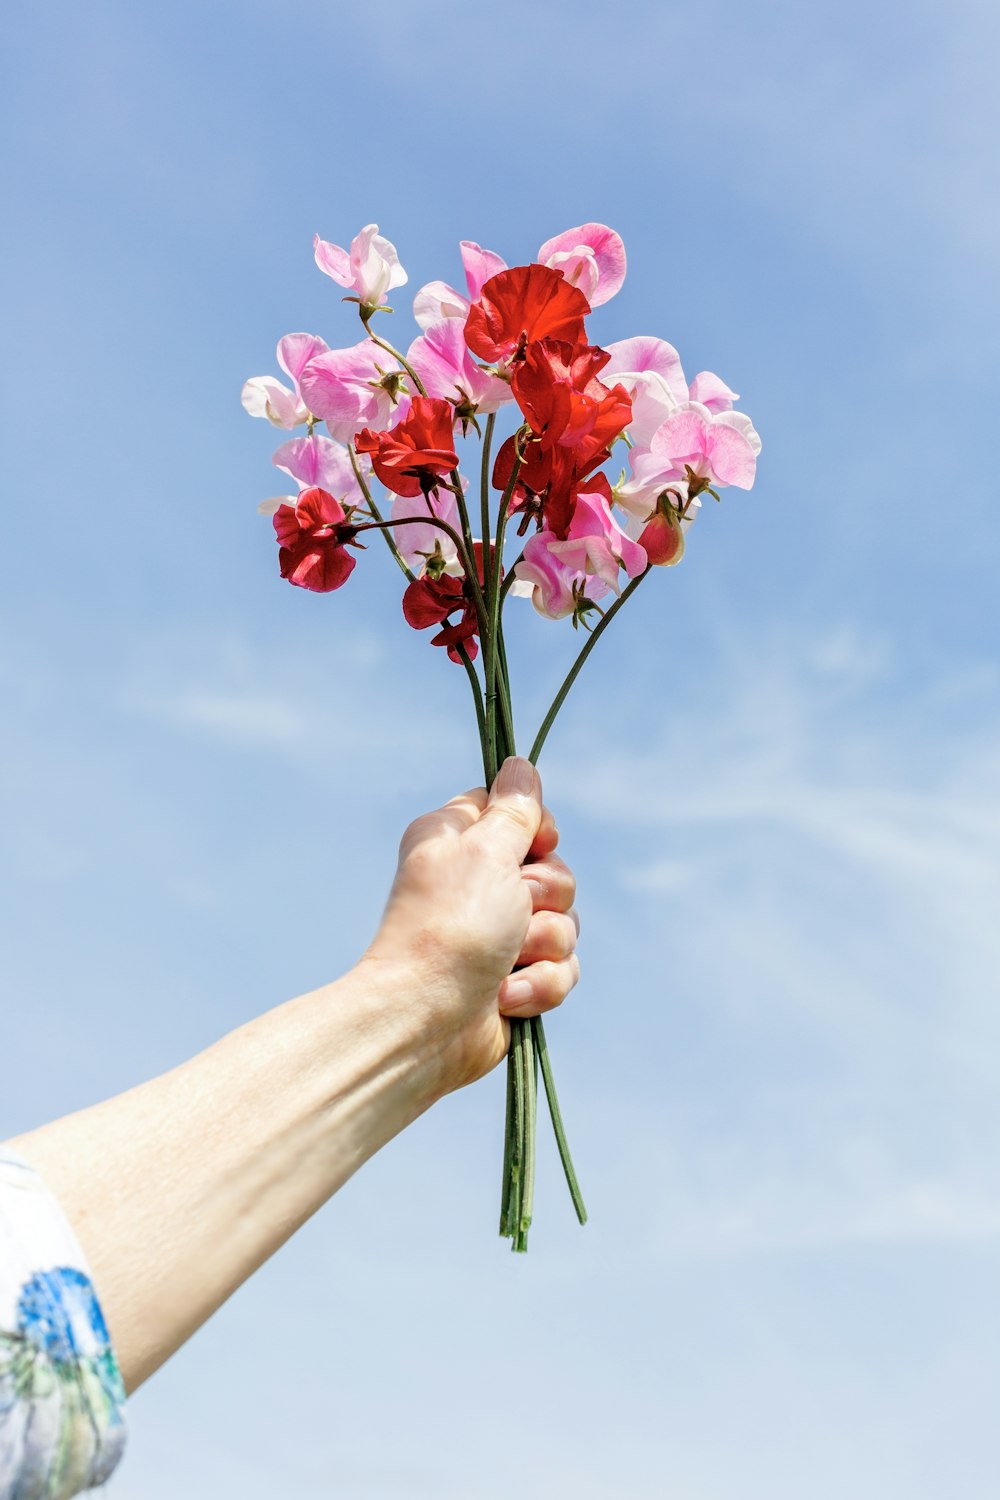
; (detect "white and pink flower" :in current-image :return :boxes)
[241,333,330,430]
[313,224,407,310]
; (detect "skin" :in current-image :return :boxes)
[4,756,579,1394]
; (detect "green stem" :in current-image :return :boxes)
[529,567,652,765]
[499,549,525,608]
[457,644,487,770]
[348,446,414,582]
[516,1022,538,1249]
[533,1017,587,1225]
[510,1019,527,1243]
[499,1040,516,1237]
[480,411,496,558]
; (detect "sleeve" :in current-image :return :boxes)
[0,1148,127,1498]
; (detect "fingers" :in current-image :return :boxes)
[398,787,488,857]
[522,853,576,914]
[467,757,543,865]
[529,803,559,860]
[515,908,579,967]
[498,955,581,1018]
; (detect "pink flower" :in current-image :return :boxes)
[390,488,464,577]
[411,224,626,329]
[413,241,508,329]
[616,403,761,518]
[313,224,407,310]
[603,339,742,444]
[298,340,411,445]
[687,370,739,413]
[407,317,510,417]
[536,224,627,307]
[271,434,367,504]
[652,405,761,489]
[241,333,330,429]
[511,487,647,619]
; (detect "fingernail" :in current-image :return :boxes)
[525,879,545,905]
[498,756,535,797]
[504,977,533,1005]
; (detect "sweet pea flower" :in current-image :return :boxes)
[464,265,590,364]
[511,339,632,455]
[407,317,510,419]
[402,572,480,662]
[616,402,761,518]
[413,241,509,330]
[271,434,367,502]
[536,224,626,307]
[511,485,647,619]
[355,396,459,498]
[603,339,742,446]
[272,487,361,593]
[313,224,407,311]
[688,371,739,413]
[241,333,330,430]
[390,488,464,577]
[298,340,411,446]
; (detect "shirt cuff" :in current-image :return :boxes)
[0,1146,127,1498]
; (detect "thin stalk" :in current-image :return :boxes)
[529,567,652,765]
[479,411,496,557]
[496,621,516,755]
[456,644,487,768]
[484,445,525,785]
[499,549,525,609]
[499,1041,516,1237]
[533,1016,587,1225]
[516,1023,538,1248]
[349,446,414,582]
[510,1018,527,1244]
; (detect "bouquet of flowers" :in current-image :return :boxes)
[243,222,760,1251]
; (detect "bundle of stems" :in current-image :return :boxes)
[348,327,648,1252]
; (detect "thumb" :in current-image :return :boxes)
[471,756,543,864]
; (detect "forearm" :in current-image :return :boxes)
[6,956,439,1393]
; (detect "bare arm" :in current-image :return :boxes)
[5,758,579,1393]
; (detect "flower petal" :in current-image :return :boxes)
[537,224,627,307]
[459,241,508,301]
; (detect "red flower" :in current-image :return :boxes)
[403,573,479,661]
[355,397,458,498]
[464,265,591,364]
[512,339,632,456]
[401,541,492,663]
[273,487,359,592]
[493,434,615,539]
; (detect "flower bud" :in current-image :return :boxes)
[638,507,685,566]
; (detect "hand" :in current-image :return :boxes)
[362,756,580,1093]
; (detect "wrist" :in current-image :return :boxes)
[318,954,455,1111]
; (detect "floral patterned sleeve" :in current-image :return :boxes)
[0,1148,126,1498]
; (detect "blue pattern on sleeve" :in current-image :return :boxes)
[1,1151,126,1498]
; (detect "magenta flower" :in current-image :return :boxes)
[413,241,508,330]
[407,317,511,417]
[313,224,407,310]
[241,332,330,429]
[616,402,761,518]
[512,488,647,619]
[390,488,465,577]
[411,224,626,331]
[536,223,627,307]
[298,340,411,445]
[272,434,368,502]
[687,370,739,413]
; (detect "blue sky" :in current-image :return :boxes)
[3,0,1000,1495]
